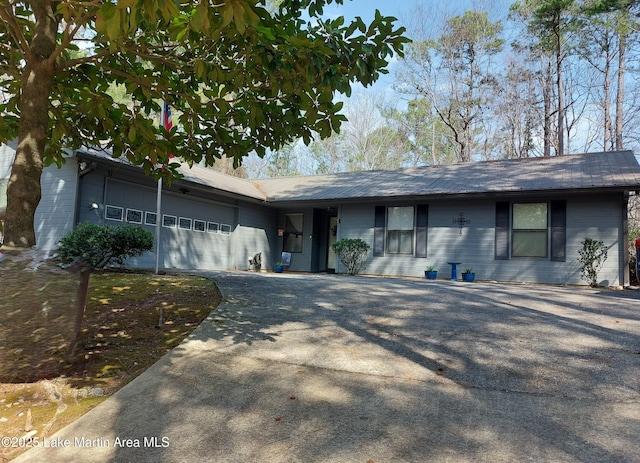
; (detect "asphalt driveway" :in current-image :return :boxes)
[14,272,640,463]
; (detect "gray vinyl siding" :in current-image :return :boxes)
[76,169,107,225]
[103,177,237,270]
[338,203,427,276]
[0,142,14,176]
[233,204,278,271]
[75,168,278,272]
[34,159,79,251]
[425,200,495,277]
[338,196,625,285]
[1,142,77,251]
[154,192,236,271]
[565,195,623,286]
[485,196,622,285]
[0,140,17,214]
[339,201,495,278]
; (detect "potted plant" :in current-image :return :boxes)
[274,262,284,273]
[425,265,438,280]
[462,267,475,282]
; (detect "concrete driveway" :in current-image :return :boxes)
[14,272,640,463]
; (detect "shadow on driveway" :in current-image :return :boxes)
[14,272,640,463]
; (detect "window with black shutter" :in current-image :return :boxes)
[512,203,548,258]
[550,200,566,261]
[495,200,566,261]
[373,205,428,257]
[415,205,429,258]
[373,206,386,256]
[387,206,414,254]
[495,202,509,260]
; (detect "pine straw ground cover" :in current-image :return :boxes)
[0,266,221,462]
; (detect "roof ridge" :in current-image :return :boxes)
[74,147,640,203]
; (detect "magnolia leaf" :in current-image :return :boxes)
[234,2,246,34]
[106,8,122,40]
[192,4,207,32]
[244,3,261,27]
[128,125,137,143]
[221,4,234,28]
[194,59,206,78]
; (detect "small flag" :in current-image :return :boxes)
[163,101,174,161]
[163,102,173,132]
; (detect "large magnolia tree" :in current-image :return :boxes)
[0,0,408,247]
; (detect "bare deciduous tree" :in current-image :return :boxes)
[398,8,504,162]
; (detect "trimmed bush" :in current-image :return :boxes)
[56,223,154,353]
[332,238,371,275]
[57,222,153,270]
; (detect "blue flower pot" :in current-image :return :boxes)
[425,270,438,280]
[462,272,475,282]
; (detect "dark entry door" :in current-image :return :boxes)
[327,216,338,272]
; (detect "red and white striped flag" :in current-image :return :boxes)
[163,101,174,161]
[163,101,173,132]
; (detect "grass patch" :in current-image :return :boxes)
[0,270,220,462]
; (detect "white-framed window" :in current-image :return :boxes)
[220,223,231,235]
[145,212,157,226]
[179,217,192,230]
[374,205,428,258]
[207,222,219,233]
[512,203,548,258]
[283,213,303,253]
[105,205,124,221]
[496,200,565,262]
[387,206,414,254]
[126,208,143,224]
[193,220,206,232]
[162,214,177,228]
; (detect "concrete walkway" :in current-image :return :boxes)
[14,272,640,463]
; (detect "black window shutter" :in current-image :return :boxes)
[550,200,567,262]
[373,206,385,256]
[495,202,509,260]
[415,204,428,257]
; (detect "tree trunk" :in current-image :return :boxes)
[543,57,553,157]
[69,267,92,355]
[615,27,626,151]
[3,0,58,248]
[603,35,612,151]
[555,19,564,156]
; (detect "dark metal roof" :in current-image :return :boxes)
[76,147,265,201]
[78,149,640,203]
[256,151,640,202]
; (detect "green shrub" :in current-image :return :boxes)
[57,223,154,354]
[57,223,153,270]
[332,238,371,275]
[577,238,608,287]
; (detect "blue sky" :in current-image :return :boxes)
[322,0,513,28]
[318,0,515,100]
[318,1,418,99]
[323,0,413,22]
[318,0,426,101]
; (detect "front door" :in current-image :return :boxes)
[327,216,338,272]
